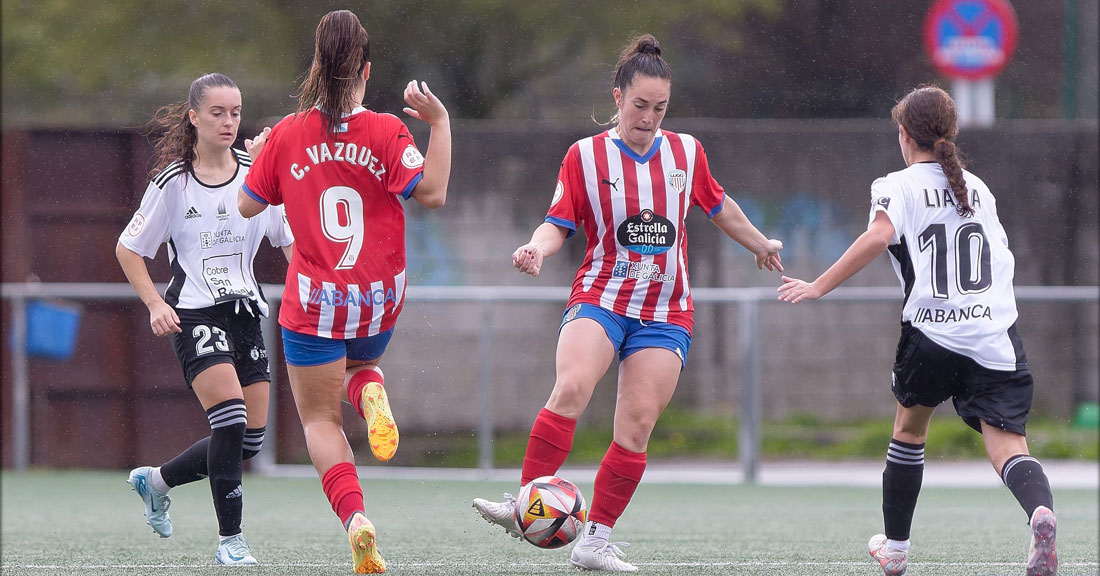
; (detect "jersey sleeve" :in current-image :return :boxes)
[381,117,425,200]
[242,121,284,206]
[118,180,171,258]
[689,139,725,218]
[264,204,294,248]
[545,143,585,238]
[869,176,905,244]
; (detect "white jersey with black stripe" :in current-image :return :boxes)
[119,149,293,317]
[870,162,1024,371]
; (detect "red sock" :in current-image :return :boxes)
[521,408,577,485]
[346,367,384,420]
[588,441,646,527]
[321,461,364,527]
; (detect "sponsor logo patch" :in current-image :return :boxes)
[616,209,675,255]
[874,196,891,210]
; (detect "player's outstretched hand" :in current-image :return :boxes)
[245,127,271,160]
[148,300,182,337]
[777,275,822,304]
[403,80,448,126]
[512,243,545,277]
[756,238,784,272]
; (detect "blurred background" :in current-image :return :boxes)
[2,1,1097,473]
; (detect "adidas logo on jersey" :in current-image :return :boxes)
[225,484,243,499]
[185,206,202,219]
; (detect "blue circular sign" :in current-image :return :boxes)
[924,0,1019,79]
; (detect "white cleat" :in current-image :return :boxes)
[570,541,637,572]
[868,534,908,576]
[214,533,258,566]
[472,493,522,539]
[1026,506,1057,576]
[126,466,172,538]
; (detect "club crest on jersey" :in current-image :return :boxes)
[874,196,890,210]
[217,201,230,221]
[401,144,425,169]
[666,169,686,194]
[617,209,675,255]
[563,303,582,323]
[551,180,564,206]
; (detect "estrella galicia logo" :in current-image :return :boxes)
[874,196,890,210]
[616,209,675,255]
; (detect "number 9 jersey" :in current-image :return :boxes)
[243,107,426,339]
[870,162,1024,371]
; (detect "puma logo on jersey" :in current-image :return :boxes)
[185,206,202,219]
[601,178,620,191]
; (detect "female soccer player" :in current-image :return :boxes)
[472,35,782,572]
[237,10,451,574]
[117,72,294,566]
[777,86,1057,576]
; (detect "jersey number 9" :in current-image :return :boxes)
[320,186,364,270]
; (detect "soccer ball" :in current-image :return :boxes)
[514,475,587,549]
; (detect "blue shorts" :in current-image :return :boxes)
[281,327,394,367]
[561,303,692,368]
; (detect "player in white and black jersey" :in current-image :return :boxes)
[116,73,293,567]
[778,86,1057,576]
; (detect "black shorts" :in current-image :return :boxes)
[891,322,1033,435]
[170,301,270,388]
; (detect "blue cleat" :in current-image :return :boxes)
[127,466,172,538]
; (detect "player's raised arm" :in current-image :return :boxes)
[403,80,451,209]
[777,210,895,304]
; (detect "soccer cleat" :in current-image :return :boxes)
[348,513,386,573]
[472,493,522,539]
[570,540,638,572]
[361,381,399,461]
[214,533,258,565]
[868,534,908,576]
[126,466,173,538]
[1026,506,1058,576]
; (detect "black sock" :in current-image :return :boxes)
[242,427,266,461]
[207,399,247,537]
[159,437,210,488]
[1001,454,1054,522]
[882,438,925,541]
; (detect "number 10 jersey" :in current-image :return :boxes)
[870,162,1024,371]
[244,107,425,339]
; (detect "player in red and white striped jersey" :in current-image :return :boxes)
[473,35,782,572]
[238,10,451,574]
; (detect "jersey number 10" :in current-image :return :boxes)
[320,186,364,270]
[918,222,993,299]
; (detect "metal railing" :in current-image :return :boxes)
[3,283,1097,482]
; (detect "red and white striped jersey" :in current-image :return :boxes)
[546,129,725,334]
[243,107,424,338]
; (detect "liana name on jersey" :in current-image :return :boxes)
[923,187,982,209]
[913,304,993,324]
[290,141,387,181]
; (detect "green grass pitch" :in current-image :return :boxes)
[2,470,1097,575]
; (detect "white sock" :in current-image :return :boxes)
[583,521,612,546]
[886,538,910,551]
[150,466,171,494]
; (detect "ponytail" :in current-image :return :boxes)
[295,10,371,137]
[892,85,972,218]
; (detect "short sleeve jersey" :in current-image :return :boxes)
[870,162,1024,371]
[546,129,726,334]
[119,149,294,317]
[242,107,425,339]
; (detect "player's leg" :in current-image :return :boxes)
[236,312,271,463]
[473,305,617,540]
[342,330,397,462]
[964,362,1055,576]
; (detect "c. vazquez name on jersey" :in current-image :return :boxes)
[912,304,994,324]
[290,141,388,181]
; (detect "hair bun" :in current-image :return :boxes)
[636,36,661,56]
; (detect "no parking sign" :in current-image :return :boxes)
[924,0,1019,80]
